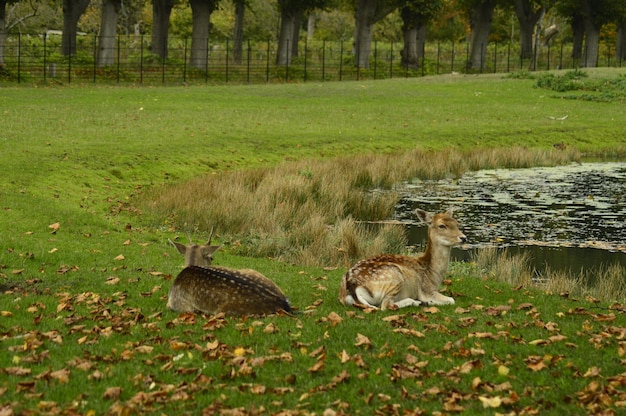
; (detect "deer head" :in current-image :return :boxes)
[169,230,221,267]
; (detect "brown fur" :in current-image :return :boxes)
[339,209,466,310]
[167,237,291,316]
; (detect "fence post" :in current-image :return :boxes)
[43,33,47,83]
[93,34,97,83]
[451,41,455,73]
[285,39,289,82]
[493,42,497,73]
[322,40,326,81]
[266,40,270,83]
[304,37,308,82]
[507,42,510,72]
[246,40,251,84]
[373,41,377,80]
[389,41,393,79]
[339,40,344,81]
[183,38,188,83]
[421,40,425,76]
[117,35,121,83]
[140,35,144,84]
[226,39,229,83]
[437,42,440,75]
[17,33,21,83]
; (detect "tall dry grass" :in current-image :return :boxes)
[141,146,579,267]
[471,248,626,302]
[541,263,626,302]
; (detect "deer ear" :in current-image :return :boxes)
[446,206,459,216]
[414,209,432,224]
[171,240,187,255]
[204,245,221,257]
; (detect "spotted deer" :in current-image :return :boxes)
[167,237,292,316]
[339,208,466,310]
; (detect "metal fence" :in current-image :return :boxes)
[1,33,623,85]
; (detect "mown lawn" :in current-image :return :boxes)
[1,69,625,415]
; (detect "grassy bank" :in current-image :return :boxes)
[1,69,625,415]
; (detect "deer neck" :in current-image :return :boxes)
[421,236,452,282]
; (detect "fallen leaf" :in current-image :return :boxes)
[479,395,502,408]
[114,254,125,261]
[48,222,60,233]
[354,333,372,349]
[103,386,122,400]
[327,312,343,326]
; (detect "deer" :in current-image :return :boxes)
[167,235,292,316]
[339,208,467,311]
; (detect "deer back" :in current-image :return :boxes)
[168,266,292,316]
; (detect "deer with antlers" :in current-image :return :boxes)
[339,208,466,310]
[167,233,292,316]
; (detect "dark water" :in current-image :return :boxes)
[396,162,626,275]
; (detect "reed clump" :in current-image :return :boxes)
[471,247,534,287]
[471,248,626,302]
[141,146,579,267]
[541,263,626,302]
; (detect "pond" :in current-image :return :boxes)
[396,162,626,276]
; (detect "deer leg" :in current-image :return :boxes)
[420,292,455,306]
[393,298,422,309]
[354,287,380,309]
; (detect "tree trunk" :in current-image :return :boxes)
[276,7,298,65]
[513,0,544,60]
[354,0,375,69]
[307,12,318,40]
[190,0,215,70]
[571,14,584,63]
[467,0,495,71]
[580,0,600,67]
[97,0,121,67]
[400,4,429,71]
[61,0,91,56]
[151,0,174,59]
[232,0,245,64]
[290,10,301,58]
[0,0,6,67]
[617,23,626,62]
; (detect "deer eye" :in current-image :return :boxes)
[438,224,447,229]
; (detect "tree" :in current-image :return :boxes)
[276,0,328,65]
[511,0,554,60]
[399,0,443,70]
[353,0,397,68]
[459,0,498,70]
[232,0,245,64]
[61,0,91,55]
[0,0,6,67]
[189,0,218,69]
[555,0,623,67]
[152,0,175,59]
[97,0,121,67]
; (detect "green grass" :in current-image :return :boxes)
[1,69,626,415]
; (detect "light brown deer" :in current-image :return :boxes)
[167,237,292,316]
[339,208,466,310]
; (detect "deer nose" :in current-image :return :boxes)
[459,234,468,243]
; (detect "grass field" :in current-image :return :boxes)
[1,69,625,415]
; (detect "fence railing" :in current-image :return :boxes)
[1,33,623,85]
